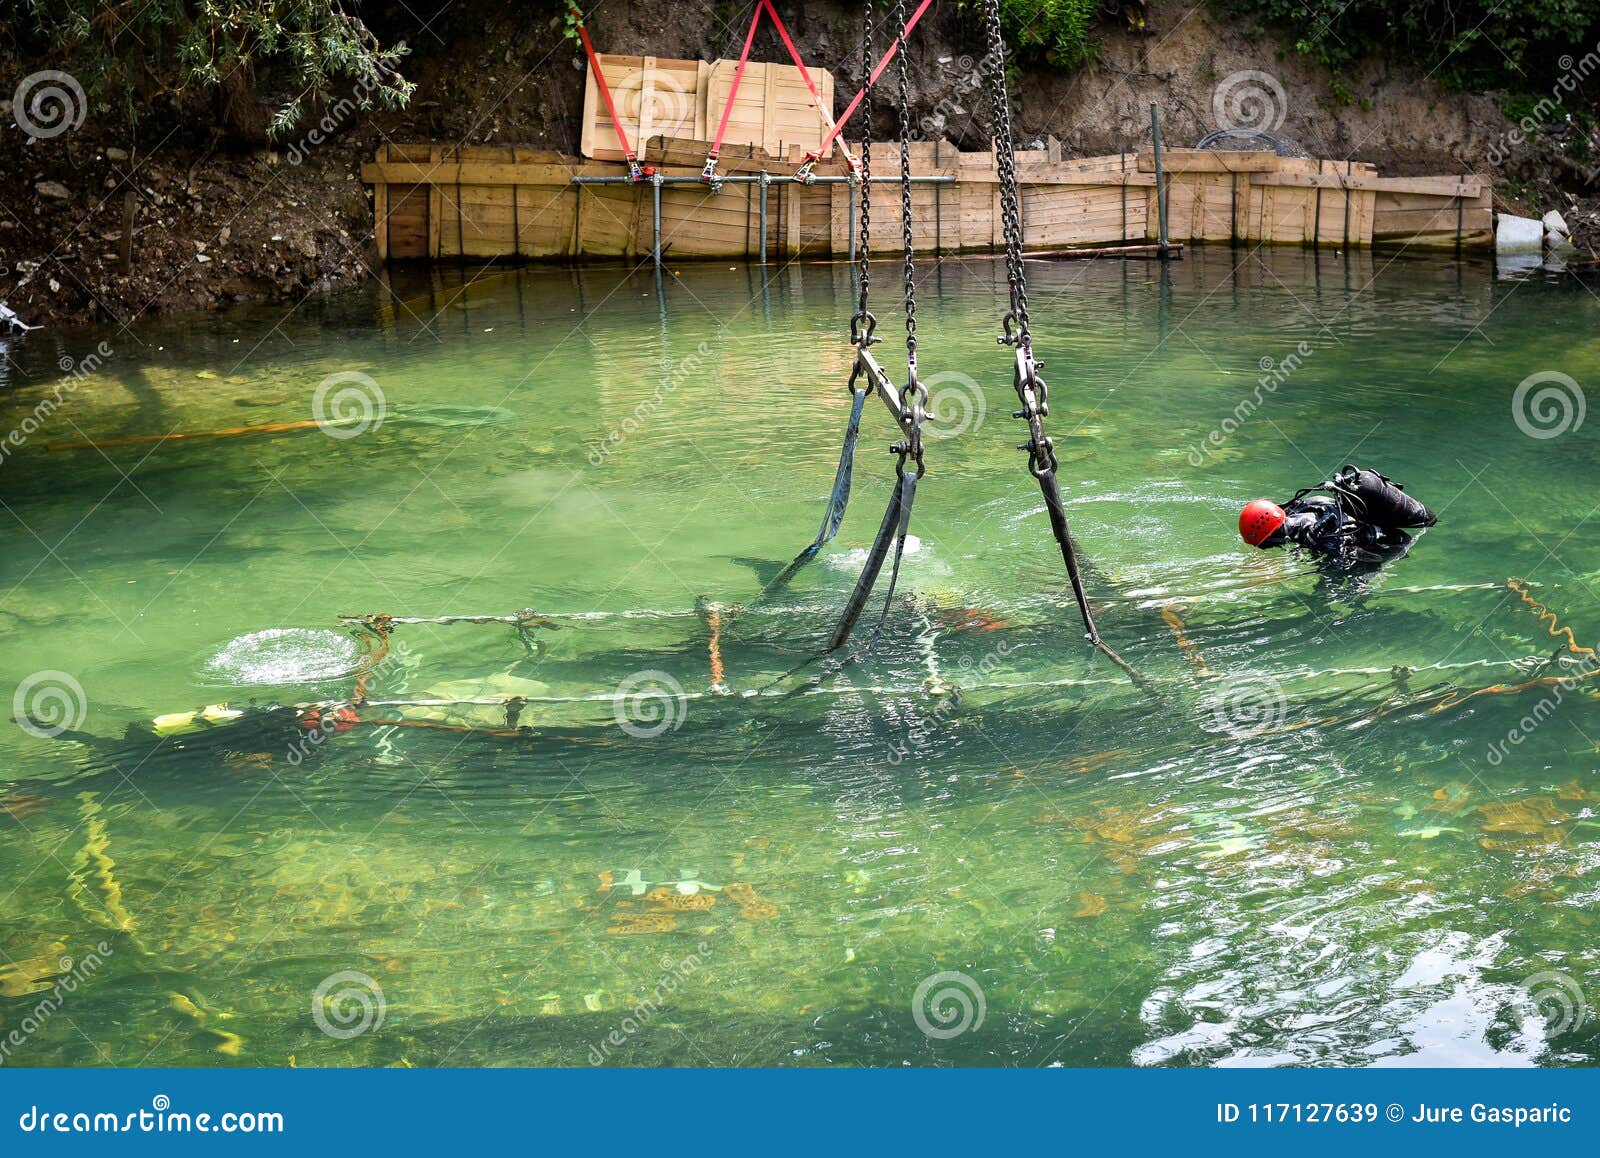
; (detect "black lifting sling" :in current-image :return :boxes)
[755,0,880,604]
[827,0,928,652]
[980,0,1144,683]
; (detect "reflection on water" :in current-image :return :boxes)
[1,250,1599,1067]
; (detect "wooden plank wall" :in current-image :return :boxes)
[378,143,434,260]
[362,143,1493,262]
[1372,183,1493,249]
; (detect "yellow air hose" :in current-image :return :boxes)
[1507,577,1599,659]
[1405,579,1599,715]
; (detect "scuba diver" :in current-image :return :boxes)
[1239,465,1437,566]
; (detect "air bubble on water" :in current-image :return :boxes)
[830,534,924,571]
[201,628,361,686]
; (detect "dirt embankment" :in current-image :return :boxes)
[0,1,1593,332]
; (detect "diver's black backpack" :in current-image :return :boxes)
[1327,465,1437,529]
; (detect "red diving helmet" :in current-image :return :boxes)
[1239,499,1286,547]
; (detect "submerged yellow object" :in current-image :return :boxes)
[151,704,245,737]
[1160,603,1214,677]
[1074,893,1108,919]
[0,943,69,998]
[68,793,137,933]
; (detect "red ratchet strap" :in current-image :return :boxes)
[794,0,934,184]
[570,4,648,182]
[759,0,859,174]
[703,4,764,183]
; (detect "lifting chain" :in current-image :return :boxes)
[981,0,1030,351]
[981,0,1052,480]
[892,0,927,480]
[822,0,928,654]
[977,0,1147,687]
[850,0,876,349]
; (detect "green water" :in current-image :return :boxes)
[2,249,1599,1068]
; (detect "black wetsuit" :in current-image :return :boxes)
[1267,466,1437,565]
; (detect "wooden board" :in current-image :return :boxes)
[1252,171,1483,197]
[582,55,706,161]
[1372,187,1492,250]
[1137,149,1281,173]
[385,184,429,260]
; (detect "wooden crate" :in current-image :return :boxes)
[581,56,707,162]
[583,54,836,165]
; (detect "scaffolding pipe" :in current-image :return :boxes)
[1149,104,1171,258]
[759,171,769,264]
[847,180,858,267]
[569,175,955,186]
[651,174,663,271]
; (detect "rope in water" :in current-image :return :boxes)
[333,655,1559,712]
[707,605,729,694]
[333,580,1527,631]
[349,615,392,705]
[1401,578,1600,715]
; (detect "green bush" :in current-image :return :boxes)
[983,0,1101,69]
[4,1,414,139]
[1213,0,1600,92]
